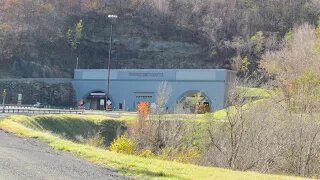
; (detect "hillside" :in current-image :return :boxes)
[0,0,319,78]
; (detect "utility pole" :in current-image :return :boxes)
[106,14,118,111]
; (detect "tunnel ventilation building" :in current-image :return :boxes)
[72,69,235,112]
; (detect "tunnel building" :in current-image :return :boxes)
[72,69,235,112]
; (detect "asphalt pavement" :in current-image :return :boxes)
[0,130,129,180]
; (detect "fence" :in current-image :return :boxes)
[0,105,138,116]
[0,106,84,114]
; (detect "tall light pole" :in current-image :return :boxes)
[106,14,118,111]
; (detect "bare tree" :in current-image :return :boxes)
[204,78,282,171]
[258,23,320,177]
[154,81,172,114]
[261,23,320,109]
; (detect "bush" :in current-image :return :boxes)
[85,135,105,148]
[139,149,155,158]
[174,147,201,164]
[158,146,201,164]
[158,147,172,161]
[109,134,135,155]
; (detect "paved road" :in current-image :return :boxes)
[0,114,8,121]
[0,130,129,180]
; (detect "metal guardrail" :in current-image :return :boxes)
[0,105,138,116]
[0,107,84,114]
[3,104,78,110]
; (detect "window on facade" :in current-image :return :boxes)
[136,96,153,99]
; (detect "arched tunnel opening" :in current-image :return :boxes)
[83,91,113,110]
[177,91,211,114]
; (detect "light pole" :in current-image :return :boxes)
[106,14,118,111]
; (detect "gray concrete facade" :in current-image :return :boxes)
[72,69,235,111]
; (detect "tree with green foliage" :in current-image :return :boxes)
[66,19,83,51]
[65,19,83,68]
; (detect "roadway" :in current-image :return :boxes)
[0,130,129,180]
[0,113,8,119]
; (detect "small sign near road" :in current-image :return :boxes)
[18,94,22,105]
[100,99,105,106]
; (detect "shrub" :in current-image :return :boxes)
[139,149,155,158]
[109,134,135,155]
[158,146,201,164]
[158,147,172,160]
[85,135,105,148]
[173,147,201,163]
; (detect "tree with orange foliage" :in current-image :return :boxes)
[136,101,150,132]
[137,101,150,119]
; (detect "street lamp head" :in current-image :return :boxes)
[108,14,118,19]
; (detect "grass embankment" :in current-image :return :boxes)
[164,87,275,121]
[7,115,131,145]
[0,114,304,180]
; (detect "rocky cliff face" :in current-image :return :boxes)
[1,13,215,78]
[69,15,216,72]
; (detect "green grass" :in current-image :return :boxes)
[0,115,305,180]
[198,87,274,121]
[161,87,274,122]
[164,99,267,122]
[239,87,274,98]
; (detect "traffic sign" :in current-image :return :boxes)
[107,100,112,106]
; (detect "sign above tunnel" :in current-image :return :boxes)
[88,92,106,99]
[90,92,106,96]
